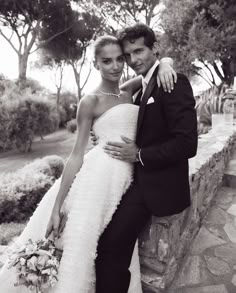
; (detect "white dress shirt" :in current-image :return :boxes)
[137,59,160,166]
[141,59,160,97]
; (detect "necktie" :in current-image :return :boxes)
[134,88,143,105]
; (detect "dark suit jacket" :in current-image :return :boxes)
[134,66,198,217]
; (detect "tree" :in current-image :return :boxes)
[80,0,162,30]
[0,0,73,84]
[40,9,105,100]
[159,0,236,85]
[35,54,65,113]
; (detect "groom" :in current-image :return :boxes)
[95,23,198,293]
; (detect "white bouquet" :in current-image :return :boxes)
[7,238,63,293]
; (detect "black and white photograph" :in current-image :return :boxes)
[0,0,235,292]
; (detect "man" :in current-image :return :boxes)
[95,23,198,293]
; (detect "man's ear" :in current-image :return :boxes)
[152,42,159,55]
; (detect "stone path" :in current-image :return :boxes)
[169,156,236,293]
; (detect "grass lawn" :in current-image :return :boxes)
[0,128,90,174]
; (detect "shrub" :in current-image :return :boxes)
[0,79,59,152]
[30,98,59,139]
[43,155,64,179]
[0,155,64,224]
[66,119,77,133]
[0,96,59,152]
[0,222,26,245]
[59,92,77,124]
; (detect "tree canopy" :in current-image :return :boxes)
[40,5,105,99]
[0,0,73,83]
[80,0,162,29]
[159,0,236,85]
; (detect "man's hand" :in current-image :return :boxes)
[157,59,177,93]
[103,136,138,163]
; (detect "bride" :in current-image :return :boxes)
[0,35,175,293]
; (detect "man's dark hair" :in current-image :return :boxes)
[117,23,157,50]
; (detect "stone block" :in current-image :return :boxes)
[174,256,208,288]
[223,223,236,243]
[204,255,231,276]
[227,204,236,216]
[181,284,228,293]
[190,226,226,254]
[214,243,236,264]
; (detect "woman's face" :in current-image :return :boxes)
[95,43,125,82]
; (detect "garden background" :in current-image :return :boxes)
[0,0,235,256]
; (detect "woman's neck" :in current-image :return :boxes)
[99,80,120,94]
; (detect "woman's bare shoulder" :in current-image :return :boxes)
[77,94,99,119]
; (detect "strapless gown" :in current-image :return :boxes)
[0,103,142,293]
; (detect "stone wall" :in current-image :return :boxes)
[139,124,236,293]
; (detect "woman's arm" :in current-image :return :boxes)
[46,96,95,238]
[157,57,177,93]
[120,57,177,96]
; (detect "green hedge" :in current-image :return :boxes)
[0,98,59,152]
[0,222,26,245]
[0,79,59,152]
[0,155,64,224]
[66,118,77,133]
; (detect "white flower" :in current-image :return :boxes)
[49,276,58,287]
[26,273,39,285]
[42,268,51,275]
[50,268,58,276]
[27,256,37,271]
[36,254,49,270]
[8,238,62,291]
[20,257,26,266]
[25,243,37,254]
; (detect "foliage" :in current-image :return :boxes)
[82,0,162,29]
[40,6,105,100]
[0,222,25,245]
[0,155,64,224]
[43,155,64,180]
[0,0,74,82]
[66,119,77,133]
[159,0,236,85]
[0,79,59,152]
[58,92,77,127]
[194,85,234,134]
[8,239,62,291]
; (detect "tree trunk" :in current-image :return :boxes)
[56,87,61,113]
[71,63,81,101]
[18,53,29,85]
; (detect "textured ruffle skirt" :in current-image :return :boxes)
[0,146,142,293]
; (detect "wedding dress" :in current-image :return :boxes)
[0,103,143,293]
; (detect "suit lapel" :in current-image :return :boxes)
[136,66,159,136]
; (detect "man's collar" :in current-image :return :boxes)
[142,59,160,88]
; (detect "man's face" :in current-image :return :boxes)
[122,37,158,76]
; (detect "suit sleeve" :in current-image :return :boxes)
[140,74,198,169]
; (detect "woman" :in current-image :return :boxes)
[0,35,175,293]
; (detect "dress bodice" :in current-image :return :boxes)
[92,104,139,144]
